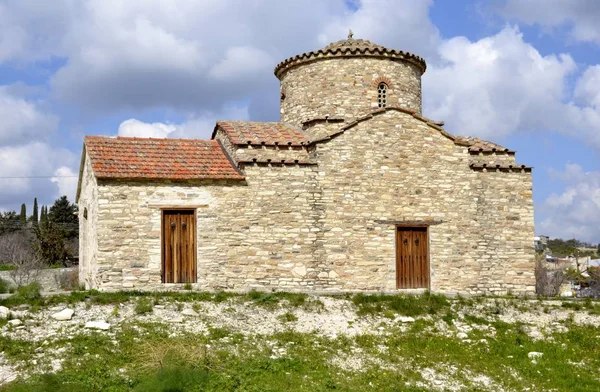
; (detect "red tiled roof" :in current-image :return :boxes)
[215,121,309,146]
[84,136,244,180]
[455,136,514,153]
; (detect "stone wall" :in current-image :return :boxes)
[82,110,535,294]
[78,152,99,289]
[0,267,78,292]
[91,164,322,291]
[280,57,422,129]
[306,110,534,294]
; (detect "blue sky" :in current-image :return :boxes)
[0,0,598,243]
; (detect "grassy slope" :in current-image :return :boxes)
[0,291,599,391]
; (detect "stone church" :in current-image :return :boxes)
[76,35,535,294]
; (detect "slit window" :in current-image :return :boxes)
[377,82,387,108]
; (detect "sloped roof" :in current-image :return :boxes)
[214,121,309,146]
[274,37,427,79]
[84,136,244,180]
[455,136,515,153]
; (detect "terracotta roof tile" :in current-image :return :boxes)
[274,37,427,78]
[84,136,244,180]
[469,162,532,171]
[216,121,309,146]
[455,136,514,153]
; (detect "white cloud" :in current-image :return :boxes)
[318,0,440,59]
[118,119,176,138]
[0,142,77,210]
[0,1,72,63]
[209,46,274,81]
[45,0,354,113]
[51,166,78,201]
[423,26,576,140]
[500,0,600,45]
[0,86,58,145]
[118,105,249,140]
[574,65,600,108]
[538,164,600,243]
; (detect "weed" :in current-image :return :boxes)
[352,291,450,317]
[183,283,193,291]
[0,278,11,294]
[463,314,489,325]
[277,312,298,323]
[561,301,582,311]
[134,298,153,315]
[133,366,210,391]
[111,304,120,318]
[14,282,41,301]
[441,311,455,324]
[0,265,17,271]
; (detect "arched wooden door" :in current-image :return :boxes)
[396,226,429,289]
[162,210,197,283]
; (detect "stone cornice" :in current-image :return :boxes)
[274,44,427,80]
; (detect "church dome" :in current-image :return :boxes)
[276,33,426,128]
[274,33,427,79]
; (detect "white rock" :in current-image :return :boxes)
[457,332,468,339]
[85,321,110,330]
[8,319,21,326]
[168,317,184,323]
[51,308,74,321]
[528,352,543,360]
[395,316,415,323]
[0,306,9,319]
[291,266,307,278]
[181,309,199,317]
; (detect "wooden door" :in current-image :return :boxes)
[396,227,429,289]
[162,210,197,283]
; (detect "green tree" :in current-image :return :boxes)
[32,222,67,266]
[40,206,48,226]
[0,211,21,235]
[19,204,26,224]
[48,196,78,238]
[31,198,38,226]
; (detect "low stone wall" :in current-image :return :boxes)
[0,267,78,292]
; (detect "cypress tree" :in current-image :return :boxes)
[19,204,26,224]
[40,206,47,225]
[32,198,39,225]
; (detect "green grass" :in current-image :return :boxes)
[0,265,17,271]
[134,298,153,315]
[352,291,450,317]
[5,322,598,392]
[277,311,298,323]
[0,278,11,294]
[1,292,600,391]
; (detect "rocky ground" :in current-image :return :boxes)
[0,292,599,391]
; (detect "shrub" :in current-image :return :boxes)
[277,311,298,323]
[133,366,210,391]
[15,282,42,300]
[0,265,17,271]
[135,298,153,315]
[535,255,566,296]
[0,278,11,294]
[352,291,450,317]
[54,269,80,291]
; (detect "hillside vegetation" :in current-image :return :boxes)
[0,290,598,391]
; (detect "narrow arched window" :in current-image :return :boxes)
[377,82,387,108]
